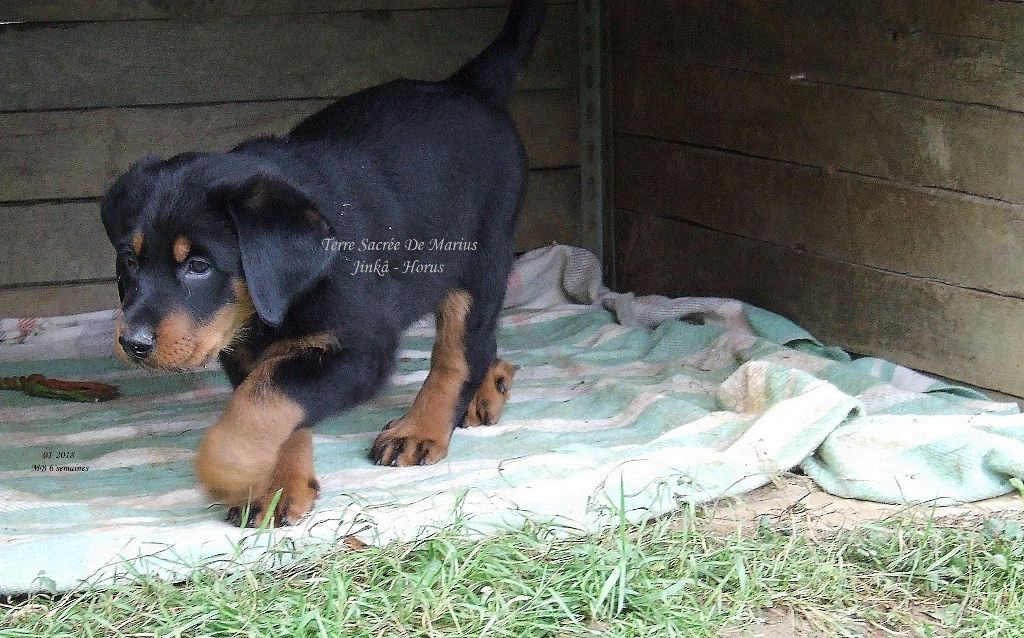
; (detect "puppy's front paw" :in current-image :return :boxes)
[464,360,517,427]
[256,474,320,527]
[370,417,449,466]
[224,428,320,528]
[227,476,320,528]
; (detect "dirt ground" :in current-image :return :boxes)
[700,474,1024,537]
[705,475,1024,637]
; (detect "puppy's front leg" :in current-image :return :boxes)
[196,375,303,510]
[196,334,395,525]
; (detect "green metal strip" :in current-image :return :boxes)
[577,0,614,282]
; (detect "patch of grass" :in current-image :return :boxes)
[3,509,1023,637]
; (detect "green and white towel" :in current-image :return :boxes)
[1,245,1022,594]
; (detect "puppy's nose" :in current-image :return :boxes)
[119,327,155,359]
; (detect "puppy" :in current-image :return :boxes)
[100,0,546,526]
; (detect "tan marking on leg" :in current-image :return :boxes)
[172,236,191,264]
[343,536,369,550]
[131,231,144,255]
[257,332,340,363]
[464,360,517,427]
[198,327,335,518]
[252,428,319,527]
[195,373,305,507]
[371,290,470,466]
[247,332,339,398]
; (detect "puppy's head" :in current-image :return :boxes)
[101,153,335,370]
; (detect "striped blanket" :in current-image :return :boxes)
[2,245,1022,594]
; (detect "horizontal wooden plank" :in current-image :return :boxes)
[615,211,1024,397]
[611,0,1024,113]
[613,54,1024,204]
[908,0,1024,43]
[0,281,119,318]
[0,0,575,22]
[0,167,579,288]
[0,201,114,286]
[0,5,576,112]
[0,89,578,203]
[614,134,1024,297]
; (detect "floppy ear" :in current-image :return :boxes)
[208,175,335,327]
[101,155,162,245]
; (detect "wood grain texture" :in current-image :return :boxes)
[0,168,578,289]
[0,89,578,202]
[872,0,1024,43]
[0,5,576,112]
[615,211,1024,397]
[0,0,575,22]
[0,1,582,315]
[611,0,1024,113]
[517,168,581,252]
[613,54,1024,204]
[614,134,1024,298]
[0,281,119,318]
[0,201,115,286]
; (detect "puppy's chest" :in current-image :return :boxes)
[219,339,260,383]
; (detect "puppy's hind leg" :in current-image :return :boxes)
[454,178,522,429]
[453,264,511,431]
[370,290,471,466]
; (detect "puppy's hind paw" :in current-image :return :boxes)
[463,360,517,427]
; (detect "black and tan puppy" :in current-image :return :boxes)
[100,0,542,526]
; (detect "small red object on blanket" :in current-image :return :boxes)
[0,374,120,402]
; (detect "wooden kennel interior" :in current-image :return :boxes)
[1,0,1021,398]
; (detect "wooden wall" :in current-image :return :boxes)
[0,0,580,317]
[611,0,1024,396]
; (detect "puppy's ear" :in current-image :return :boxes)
[101,155,162,245]
[209,175,335,327]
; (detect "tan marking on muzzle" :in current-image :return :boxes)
[144,279,256,370]
[113,314,132,365]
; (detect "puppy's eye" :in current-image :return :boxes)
[185,257,213,276]
[123,253,138,271]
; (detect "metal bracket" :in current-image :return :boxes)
[577,0,614,283]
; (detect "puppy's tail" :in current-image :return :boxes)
[448,0,546,108]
